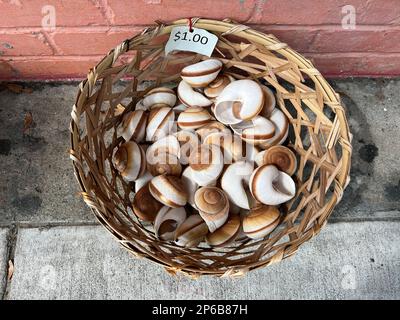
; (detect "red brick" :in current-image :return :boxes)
[256,26,400,53]
[0,32,53,55]
[0,57,102,80]
[305,53,400,77]
[248,0,400,25]
[52,28,141,55]
[108,0,255,25]
[0,0,106,28]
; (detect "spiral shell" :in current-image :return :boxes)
[175,214,209,248]
[146,106,175,142]
[259,108,289,149]
[121,109,148,142]
[113,141,146,181]
[206,214,241,247]
[149,175,188,208]
[204,74,234,99]
[243,205,280,239]
[256,145,297,176]
[142,87,176,109]
[231,116,276,145]
[177,107,212,130]
[194,187,229,232]
[154,206,186,241]
[181,59,223,88]
[177,80,212,107]
[132,183,163,222]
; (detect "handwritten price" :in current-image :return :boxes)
[173,31,209,45]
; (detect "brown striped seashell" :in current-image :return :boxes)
[113,141,146,181]
[132,183,163,222]
[260,85,276,118]
[121,109,148,142]
[188,144,224,186]
[146,135,181,176]
[149,175,188,208]
[175,130,200,165]
[204,74,234,99]
[175,214,209,248]
[243,205,280,239]
[177,107,212,131]
[146,106,175,141]
[142,87,176,109]
[206,214,241,247]
[259,108,289,149]
[195,121,230,142]
[181,59,223,88]
[231,116,276,145]
[194,187,229,232]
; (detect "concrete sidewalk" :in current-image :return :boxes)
[0,79,399,299]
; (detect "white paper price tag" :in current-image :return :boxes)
[165,26,218,57]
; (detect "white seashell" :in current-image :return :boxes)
[243,205,280,239]
[177,107,212,130]
[231,116,276,145]
[146,106,175,141]
[204,74,234,98]
[188,144,224,186]
[259,108,289,149]
[214,79,264,124]
[134,171,153,193]
[175,130,200,165]
[142,87,176,109]
[113,141,146,181]
[120,109,148,142]
[177,80,212,107]
[132,182,163,222]
[181,59,223,87]
[175,214,209,248]
[221,161,255,210]
[154,206,187,241]
[206,214,241,247]
[194,187,229,232]
[250,164,296,205]
[149,175,188,208]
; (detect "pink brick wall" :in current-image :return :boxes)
[0,0,399,80]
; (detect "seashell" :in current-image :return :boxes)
[146,106,175,141]
[175,130,200,165]
[221,161,255,209]
[206,214,241,247]
[188,144,224,186]
[146,134,180,158]
[181,167,199,208]
[214,79,264,124]
[260,85,276,118]
[177,107,212,130]
[177,80,213,107]
[231,116,276,145]
[250,164,296,205]
[175,214,209,248]
[154,206,187,241]
[134,171,153,193]
[194,187,229,232]
[142,87,176,109]
[243,205,280,239]
[181,59,223,88]
[147,152,182,177]
[120,109,148,142]
[113,141,146,181]
[259,108,289,149]
[196,121,230,142]
[204,74,234,99]
[149,175,188,208]
[256,145,297,176]
[132,183,163,222]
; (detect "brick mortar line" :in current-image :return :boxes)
[1,24,400,34]
[1,225,18,300]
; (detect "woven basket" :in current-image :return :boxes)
[70,18,352,278]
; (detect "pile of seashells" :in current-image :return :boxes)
[113,58,297,248]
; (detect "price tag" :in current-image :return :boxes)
[165,26,218,57]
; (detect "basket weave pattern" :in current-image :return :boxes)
[70,18,352,278]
